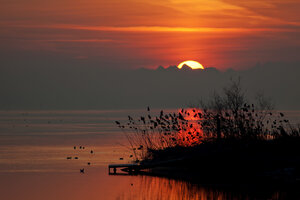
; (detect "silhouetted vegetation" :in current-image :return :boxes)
[115,107,203,161]
[198,78,299,140]
[115,78,300,183]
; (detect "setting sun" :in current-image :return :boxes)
[177,60,204,70]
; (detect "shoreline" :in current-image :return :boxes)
[129,137,300,187]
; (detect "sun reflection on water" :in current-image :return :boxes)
[176,108,204,147]
[117,175,285,200]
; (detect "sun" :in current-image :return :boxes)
[177,60,204,70]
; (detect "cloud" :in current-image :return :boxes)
[220,0,300,26]
[2,23,299,33]
[42,39,115,43]
[0,0,299,70]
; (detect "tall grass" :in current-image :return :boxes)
[115,107,203,161]
[116,79,300,161]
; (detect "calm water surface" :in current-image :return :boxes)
[0,110,299,200]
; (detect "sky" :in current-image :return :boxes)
[1,0,300,69]
[0,0,300,110]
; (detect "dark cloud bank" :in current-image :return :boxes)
[0,62,299,110]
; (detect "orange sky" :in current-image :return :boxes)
[1,0,300,69]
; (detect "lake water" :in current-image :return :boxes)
[0,109,299,200]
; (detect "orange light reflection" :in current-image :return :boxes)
[176,108,203,147]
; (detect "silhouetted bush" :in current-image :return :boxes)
[116,78,299,162]
[198,78,298,140]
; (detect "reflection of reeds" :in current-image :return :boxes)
[117,175,287,200]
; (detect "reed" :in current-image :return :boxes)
[116,78,299,162]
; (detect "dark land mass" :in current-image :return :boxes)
[141,137,300,184]
[142,137,300,184]
[135,137,300,199]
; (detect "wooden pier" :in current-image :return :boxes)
[108,157,185,175]
[108,163,141,174]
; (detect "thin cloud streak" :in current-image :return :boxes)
[2,23,300,33]
[65,25,299,33]
[41,39,115,43]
